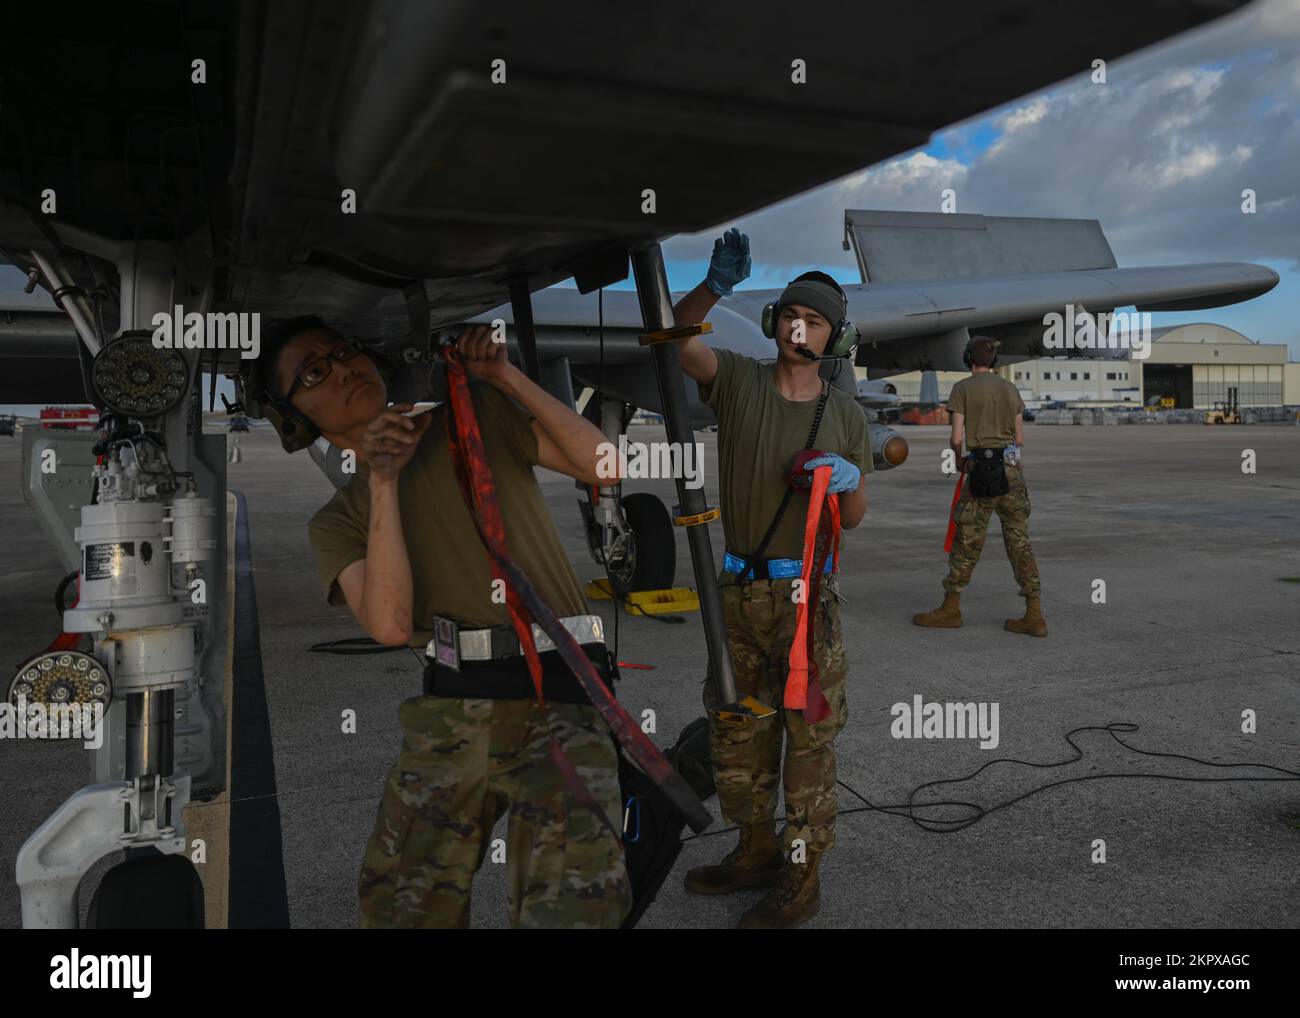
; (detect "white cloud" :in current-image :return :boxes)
[1154,143,1224,186]
[1162,66,1225,101]
[995,97,1051,133]
[837,151,968,202]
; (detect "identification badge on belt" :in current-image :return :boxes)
[433,616,460,672]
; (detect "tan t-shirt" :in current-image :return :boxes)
[699,349,872,561]
[947,372,1024,449]
[307,383,588,645]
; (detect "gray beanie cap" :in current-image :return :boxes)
[776,280,845,328]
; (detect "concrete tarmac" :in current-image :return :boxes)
[1,421,1297,928]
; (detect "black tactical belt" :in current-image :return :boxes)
[423,641,616,704]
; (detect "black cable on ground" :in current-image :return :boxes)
[308,637,409,655]
[680,721,1300,843]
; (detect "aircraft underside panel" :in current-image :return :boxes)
[0,0,1236,337]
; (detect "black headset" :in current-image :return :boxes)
[245,338,397,454]
[963,335,999,369]
[761,280,858,359]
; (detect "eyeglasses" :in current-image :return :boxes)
[285,339,366,400]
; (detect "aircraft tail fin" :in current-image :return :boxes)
[919,369,939,409]
[843,210,1117,284]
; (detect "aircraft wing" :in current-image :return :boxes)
[729,262,1280,373]
[825,209,1280,372]
[2,252,1277,404]
[857,380,902,411]
[0,0,1257,374]
[455,213,1280,403]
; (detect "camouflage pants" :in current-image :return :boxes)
[358,695,631,929]
[943,463,1041,598]
[705,572,849,854]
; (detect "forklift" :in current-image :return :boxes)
[1205,386,1242,425]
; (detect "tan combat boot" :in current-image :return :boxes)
[1005,596,1047,637]
[683,823,783,895]
[912,592,962,628]
[737,849,823,929]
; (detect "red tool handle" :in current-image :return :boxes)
[943,472,965,553]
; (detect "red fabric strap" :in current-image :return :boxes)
[786,464,839,724]
[943,472,965,553]
[438,347,708,834]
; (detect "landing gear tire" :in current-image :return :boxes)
[610,493,676,596]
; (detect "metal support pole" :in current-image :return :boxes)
[29,249,101,355]
[509,276,541,383]
[629,243,739,707]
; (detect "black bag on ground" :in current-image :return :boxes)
[618,717,715,928]
[968,447,1009,498]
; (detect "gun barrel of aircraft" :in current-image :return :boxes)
[871,423,909,470]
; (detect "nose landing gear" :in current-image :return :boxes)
[583,489,676,598]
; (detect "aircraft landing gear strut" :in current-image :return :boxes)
[580,396,677,596]
[14,238,217,928]
[629,243,772,722]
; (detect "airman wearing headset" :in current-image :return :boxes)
[669,229,871,929]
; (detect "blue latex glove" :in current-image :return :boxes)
[803,454,861,494]
[704,228,752,297]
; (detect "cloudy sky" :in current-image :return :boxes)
[652,0,1300,357]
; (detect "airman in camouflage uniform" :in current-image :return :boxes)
[670,239,871,929]
[359,696,628,928]
[914,335,1046,636]
[253,316,632,929]
[705,577,849,857]
[943,463,1040,601]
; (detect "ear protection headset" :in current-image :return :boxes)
[257,387,320,454]
[963,335,999,369]
[245,337,397,454]
[761,278,858,359]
